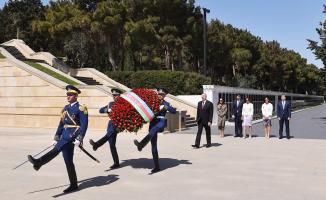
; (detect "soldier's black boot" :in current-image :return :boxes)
[89,135,109,151]
[27,149,59,171]
[109,145,120,169]
[134,134,151,151]
[63,165,78,193]
[151,152,160,173]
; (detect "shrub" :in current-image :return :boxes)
[106,70,211,95]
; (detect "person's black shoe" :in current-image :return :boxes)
[286,137,290,140]
[279,136,283,139]
[63,185,78,193]
[134,140,142,151]
[151,167,161,173]
[206,144,211,148]
[109,163,120,169]
[191,145,199,149]
[89,139,98,151]
[27,155,41,171]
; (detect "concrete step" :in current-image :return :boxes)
[1,45,26,61]
[186,117,196,120]
[72,76,102,85]
[185,123,197,128]
[186,120,197,124]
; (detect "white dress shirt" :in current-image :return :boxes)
[262,103,273,118]
[242,103,253,116]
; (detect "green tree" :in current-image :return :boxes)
[1,0,46,50]
[308,4,326,68]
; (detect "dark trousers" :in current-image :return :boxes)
[279,118,290,138]
[234,115,243,137]
[108,132,119,164]
[151,134,158,153]
[195,121,211,146]
[62,142,77,186]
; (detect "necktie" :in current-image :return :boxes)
[202,101,205,108]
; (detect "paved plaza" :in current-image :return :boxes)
[1,105,326,200]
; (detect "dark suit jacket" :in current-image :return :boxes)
[277,101,291,119]
[232,100,244,117]
[196,100,213,124]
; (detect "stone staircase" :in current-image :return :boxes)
[72,76,102,85]
[185,114,197,128]
[0,39,199,130]
[1,45,47,64]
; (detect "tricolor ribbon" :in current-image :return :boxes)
[121,92,155,122]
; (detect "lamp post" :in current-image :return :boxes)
[202,7,210,75]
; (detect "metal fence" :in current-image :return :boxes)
[203,85,324,122]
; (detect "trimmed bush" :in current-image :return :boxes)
[106,70,211,95]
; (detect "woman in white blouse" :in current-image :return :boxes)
[242,97,254,138]
[261,97,273,138]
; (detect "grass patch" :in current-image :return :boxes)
[0,52,5,59]
[24,61,79,85]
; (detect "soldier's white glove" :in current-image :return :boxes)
[159,105,165,110]
[51,140,57,146]
[73,139,82,147]
[108,108,112,113]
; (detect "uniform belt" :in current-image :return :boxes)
[156,116,165,119]
[64,124,80,129]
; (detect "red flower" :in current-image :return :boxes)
[110,88,160,133]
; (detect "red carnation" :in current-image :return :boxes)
[109,88,161,133]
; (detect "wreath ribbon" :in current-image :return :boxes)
[121,91,154,122]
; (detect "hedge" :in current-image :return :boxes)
[106,70,211,95]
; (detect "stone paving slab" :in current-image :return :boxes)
[0,127,325,200]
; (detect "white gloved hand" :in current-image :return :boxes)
[73,139,82,147]
[51,140,57,146]
[159,105,165,110]
[108,108,112,113]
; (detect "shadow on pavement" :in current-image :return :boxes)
[107,158,192,172]
[223,134,233,137]
[28,174,119,198]
[311,117,326,120]
[207,143,222,147]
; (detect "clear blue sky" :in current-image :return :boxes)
[196,0,325,68]
[1,0,324,68]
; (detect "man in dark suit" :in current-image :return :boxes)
[192,93,213,148]
[277,95,291,139]
[232,94,243,137]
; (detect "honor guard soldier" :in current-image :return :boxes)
[89,88,122,169]
[134,87,176,173]
[27,85,88,193]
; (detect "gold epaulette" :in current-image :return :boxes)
[79,104,88,115]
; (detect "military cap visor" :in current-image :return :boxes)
[66,85,81,94]
[111,88,123,96]
[157,88,168,95]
